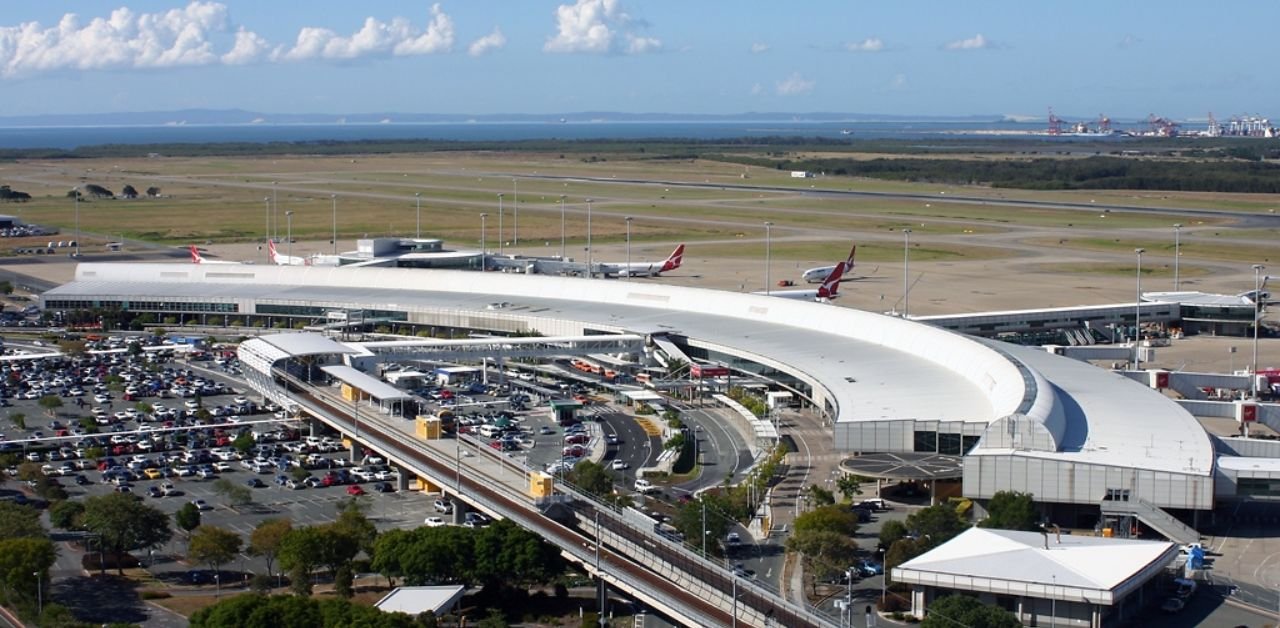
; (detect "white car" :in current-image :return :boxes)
[191,499,212,511]
[611,459,630,471]
[424,516,447,527]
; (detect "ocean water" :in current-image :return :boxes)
[0,120,1089,150]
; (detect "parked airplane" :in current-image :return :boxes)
[268,240,308,266]
[188,246,244,265]
[760,259,847,302]
[802,245,857,283]
[596,244,685,278]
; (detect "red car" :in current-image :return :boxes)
[346,485,365,496]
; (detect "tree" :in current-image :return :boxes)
[81,493,172,575]
[907,503,969,547]
[0,280,12,295]
[145,186,161,198]
[473,519,564,587]
[189,526,243,592]
[835,475,863,501]
[249,518,292,584]
[671,495,732,557]
[879,519,908,551]
[49,500,85,531]
[83,184,114,198]
[121,185,139,198]
[333,501,377,558]
[0,501,45,538]
[566,460,614,498]
[333,565,354,599]
[8,412,23,430]
[786,529,860,593]
[175,502,202,548]
[921,594,1020,628]
[980,491,1041,531]
[37,395,63,417]
[805,484,836,507]
[212,478,253,506]
[793,505,860,537]
[232,432,255,456]
[0,537,57,610]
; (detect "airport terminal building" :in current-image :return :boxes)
[43,262,1260,537]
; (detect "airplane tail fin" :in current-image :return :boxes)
[189,245,203,264]
[661,244,685,272]
[817,261,847,299]
[846,244,857,270]
[268,240,278,264]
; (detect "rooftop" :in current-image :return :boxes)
[895,528,1178,605]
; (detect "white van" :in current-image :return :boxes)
[478,424,503,438]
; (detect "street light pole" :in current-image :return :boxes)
[903,229,913,317]
[764,221,774,294]
[1254,264,1265,399]
[624,217,632,281]
[559,195,567,259]
[586,198,593,277]
[331,194,338,255]
[701,499,707,558]
[33,570,42,616]
[72,187,80,256]
[1050,574,1056,627]
[497,193,504,255]
[285,211,295,262]
[415,192,422,239]
[1135,248,1145,369]
[263,196,271,262]
[479,213,488,269]
[513,178,519,246]
[1173,223,1183,290]
[271,181,278,243]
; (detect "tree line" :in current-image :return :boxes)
[0,185,31,202]
[711,153,1280,194]
[67,184,161,199]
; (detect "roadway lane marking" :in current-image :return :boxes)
[635,416,662,436]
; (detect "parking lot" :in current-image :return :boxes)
[0,335,441,538]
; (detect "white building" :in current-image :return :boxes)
[893,528,1178,627]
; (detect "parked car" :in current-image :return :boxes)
[346,485,366,496]
[433,499,453,514]
[191,499,212,511]
[424,517,446,527]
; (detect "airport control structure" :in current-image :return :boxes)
[40,262,1280,542]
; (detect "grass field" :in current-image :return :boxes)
[2,151,1275,276]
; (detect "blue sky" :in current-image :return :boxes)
[0,1,1272,120]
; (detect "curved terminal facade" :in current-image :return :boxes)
[44,263,1216,514]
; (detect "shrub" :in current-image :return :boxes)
[140,590,172,600]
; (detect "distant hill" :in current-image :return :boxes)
[0,109,1008,128]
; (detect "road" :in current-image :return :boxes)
[289,373,835,627]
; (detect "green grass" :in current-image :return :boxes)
[688,239,1018,263]
[1026,237,1276,264]
[1030,262,1212,278]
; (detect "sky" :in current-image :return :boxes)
[0,1,1273,120]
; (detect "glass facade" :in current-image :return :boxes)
[45,298,237,313]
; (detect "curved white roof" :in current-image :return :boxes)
[47,262,1214,476]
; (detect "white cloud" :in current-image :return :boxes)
[750,42,769,54]
[1117,34,1141,49]
[277,4,454,61]
[944,33,992,51]
[750,82,763,95]
[221,26,270,65]
[544,0,661,55]
[0,2,466,78]
[845,37,883,53]
[775,72,814,96]
[0,2,243,78]
[468,27,506,57]
[889,73,907,89]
